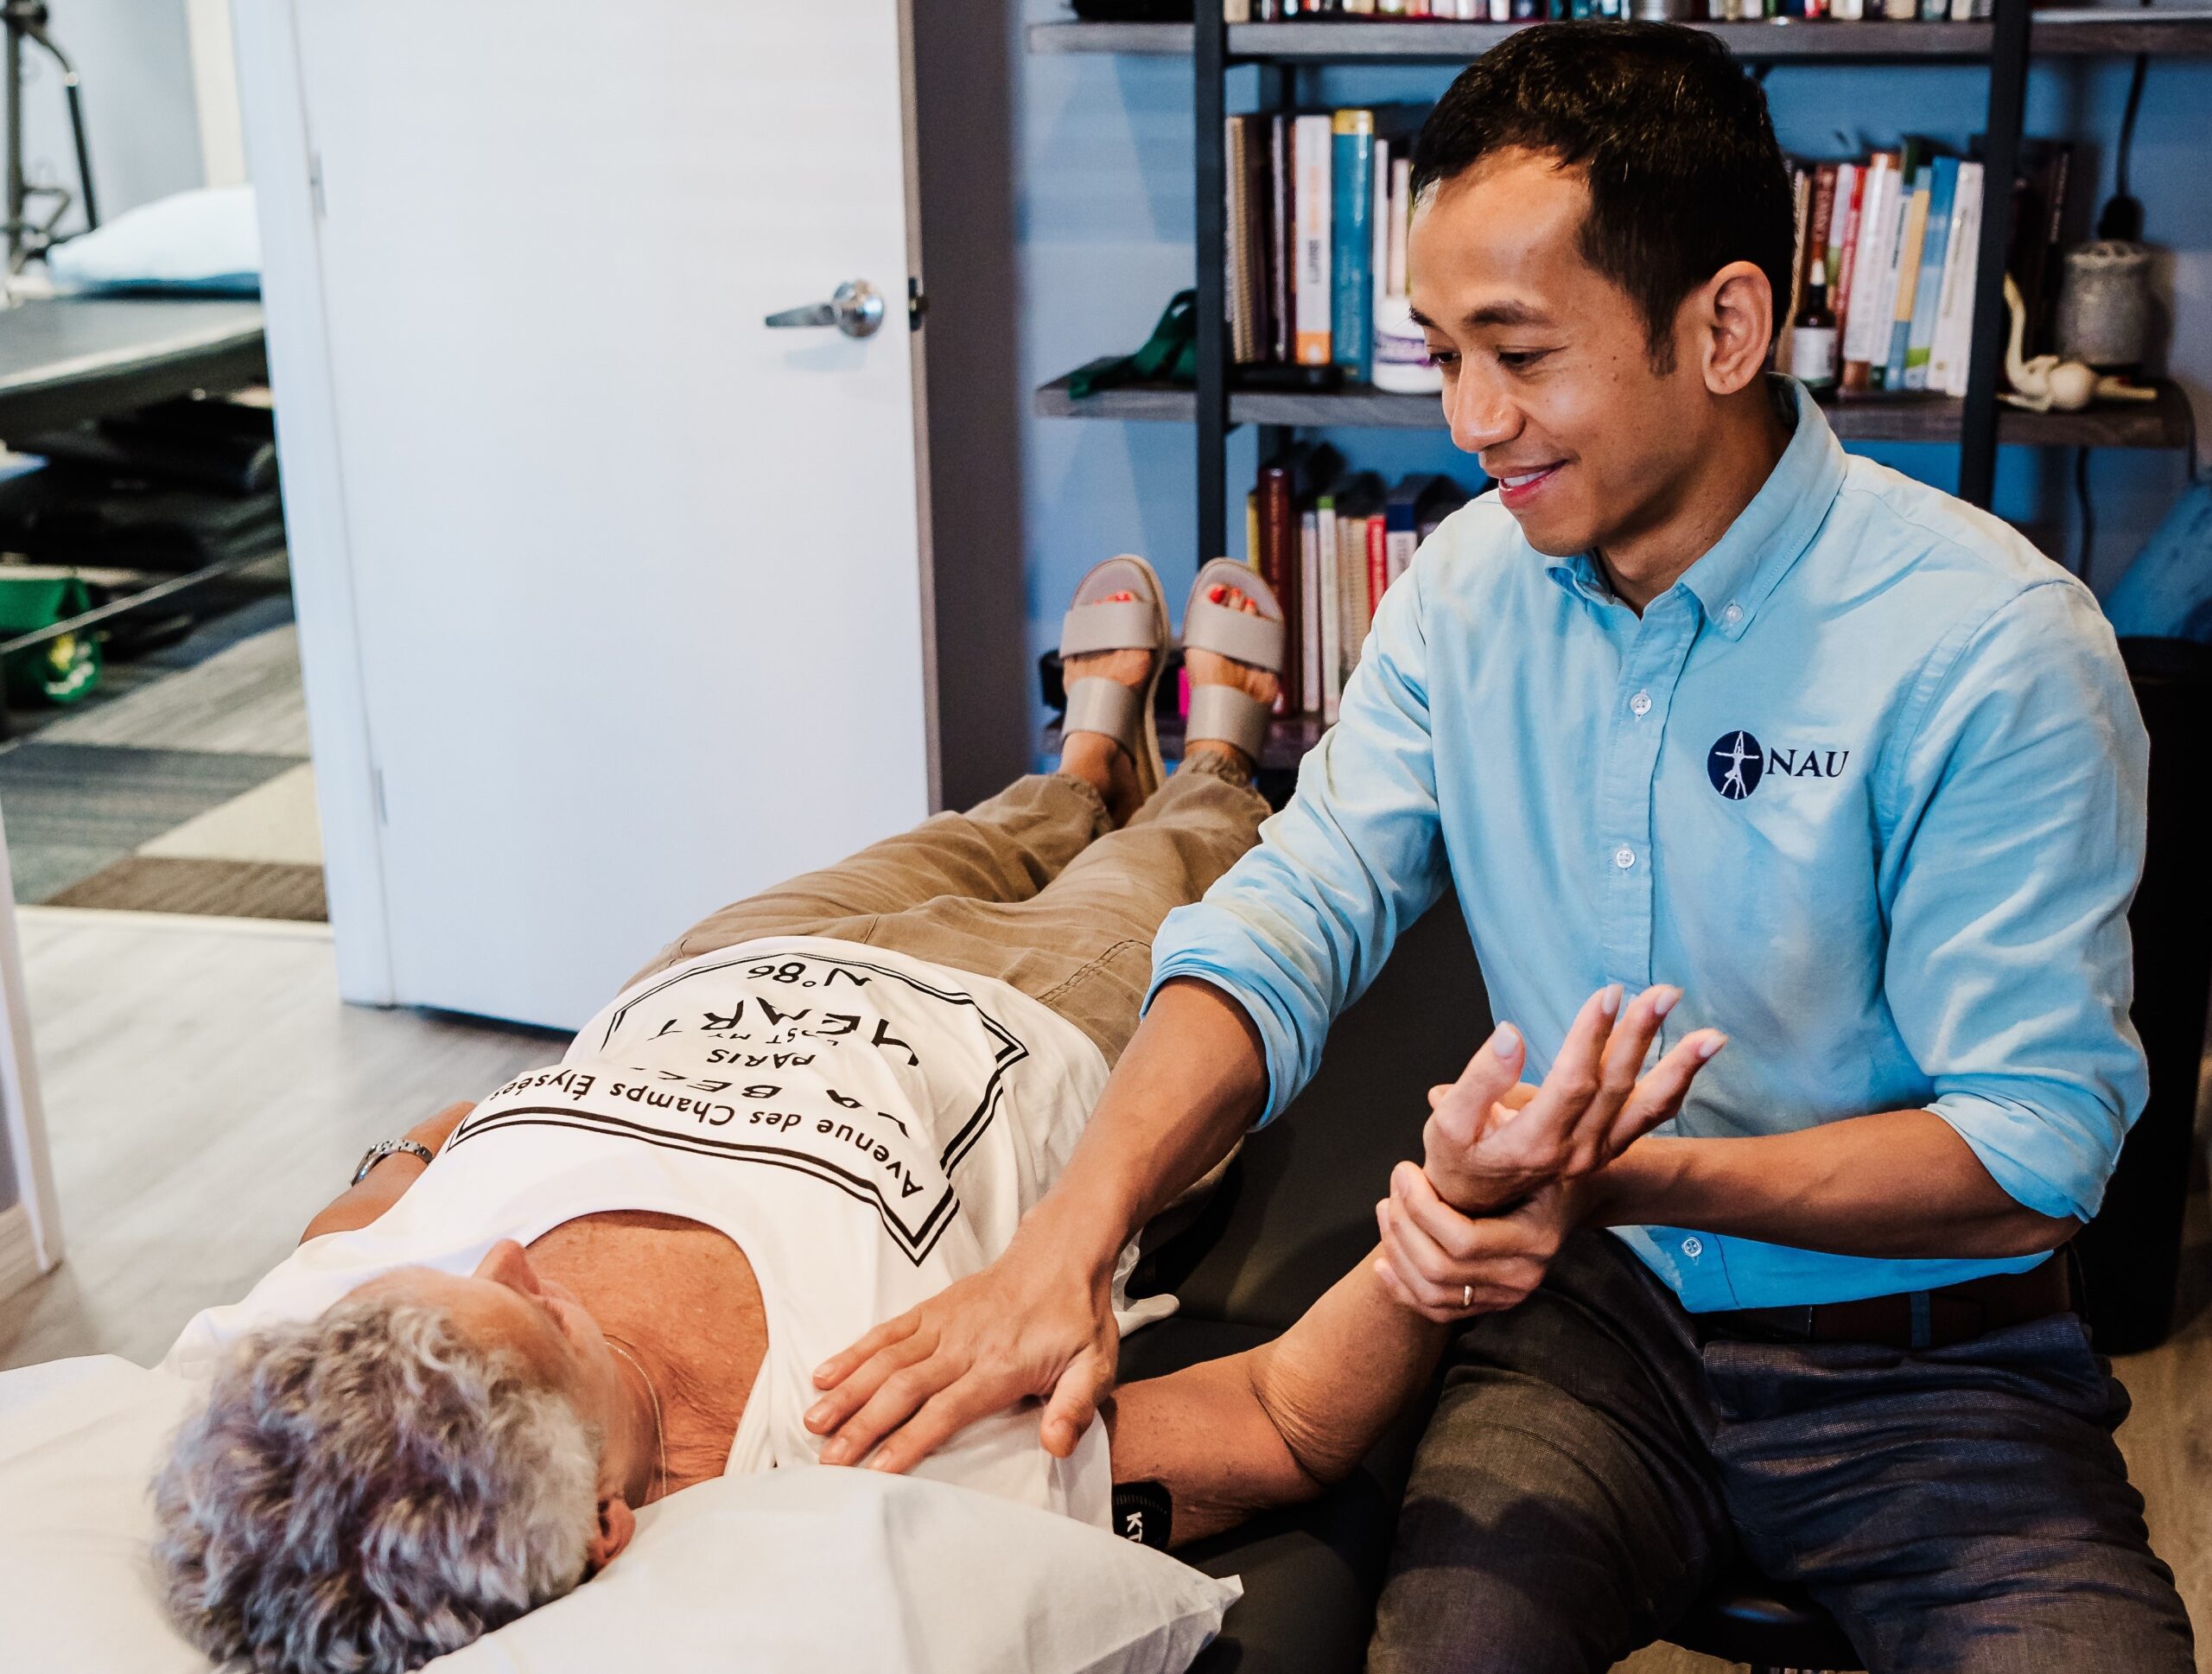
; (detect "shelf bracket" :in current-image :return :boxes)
[1958,0,2033,509]
[1194,5,1230,567]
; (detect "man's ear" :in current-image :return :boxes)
[584,1495,637,1575]
[1700,259,1776,397]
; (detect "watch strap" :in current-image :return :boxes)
[352,1137,436,1187]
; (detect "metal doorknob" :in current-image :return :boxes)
[764,279,884,340]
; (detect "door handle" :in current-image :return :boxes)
[764,279,884,340]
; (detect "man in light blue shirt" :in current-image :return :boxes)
[1160,376,2145,1317]
[808,21,2191,1671]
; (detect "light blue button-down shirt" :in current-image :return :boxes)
[1150,380,2149,1310]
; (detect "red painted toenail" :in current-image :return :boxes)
[1209,584,1226,602]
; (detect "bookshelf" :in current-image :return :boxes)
[1030,3,2212,589]
[1028,12,2212,60]
[1038,366,2196,449]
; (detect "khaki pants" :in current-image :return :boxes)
[631,756,1269,1066]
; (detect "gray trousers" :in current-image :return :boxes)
[1368,1231,2193,1674]
[632,759,1269,1068]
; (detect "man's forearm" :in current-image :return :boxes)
[1586,1107,2078,1260]
[1021,977,1268,1277]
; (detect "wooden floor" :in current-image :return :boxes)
[0,907,559,1367]
[1,907,2204,1669]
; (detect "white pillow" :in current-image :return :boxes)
[0,1355,207,1674]
[433,1467,1239,1674]
[44,184,260,294]
[0,1355,1239,1674]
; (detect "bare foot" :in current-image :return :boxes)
[1061,589,1150,824]
[1185,582,1280,778]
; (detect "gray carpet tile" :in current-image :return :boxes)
[33,624,309,754]
[0,744,302,902]
[5,840,128,906]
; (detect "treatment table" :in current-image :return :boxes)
[0,294,272,735]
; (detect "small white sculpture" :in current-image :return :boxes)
[2000,273,2158,412]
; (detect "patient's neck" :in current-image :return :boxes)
[528,1210,767,1499]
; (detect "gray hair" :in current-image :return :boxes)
[151,1294,601,1673]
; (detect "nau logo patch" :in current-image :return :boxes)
[1707,732,1849,800]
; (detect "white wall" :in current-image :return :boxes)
[11,0,208,232]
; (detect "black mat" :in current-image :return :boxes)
[1120,903,1491,1674]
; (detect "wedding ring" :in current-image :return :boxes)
[1462,1283,1473,1309]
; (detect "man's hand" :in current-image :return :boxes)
[804,1223,1119,1474]
[1373,984,1726,1320]
[1373,1175,1578,1322]
[1421,984,1723,1216]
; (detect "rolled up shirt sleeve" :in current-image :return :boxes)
[1148,559,1452,1124]
[1878,579,2149,1222]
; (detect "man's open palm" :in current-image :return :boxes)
[1421,983,1726,1216]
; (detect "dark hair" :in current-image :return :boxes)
[1410,22,1795,370]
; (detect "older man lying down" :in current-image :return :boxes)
[149,558,1719,1674]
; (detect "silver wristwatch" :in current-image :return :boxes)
[351,1138,437,1187]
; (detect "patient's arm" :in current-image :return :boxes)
[299,1102,474,1243]
[1102,1194,1558,1547]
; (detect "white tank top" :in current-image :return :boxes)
[162,937,1120,1526]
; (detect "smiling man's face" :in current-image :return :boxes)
[1410,146,1719,562]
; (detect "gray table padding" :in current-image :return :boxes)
[0,296,265,439]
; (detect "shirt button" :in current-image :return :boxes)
[1630,691,1652,717]
[1613,845,1636,870]
[1681,1236,1704,1259]
[1722,602,1744,627]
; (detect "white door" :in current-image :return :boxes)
[236,0,933,1028]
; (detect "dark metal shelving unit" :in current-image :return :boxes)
[1037,366,2196,449]
[1028,11,2212,59]
[1031,6,2212,574]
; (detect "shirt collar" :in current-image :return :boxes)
[1544,378,1848,640]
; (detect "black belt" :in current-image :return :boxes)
[1700,1251,2073,1352]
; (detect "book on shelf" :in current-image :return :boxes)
[1332,111,1376,383]
[1268,116,1294,365]
[1250,456,1472,722]
[1782,134,2069,404]
[1839,149,1901,392]
[1900,155,1959,390]
[1924,161,1984,396]
[1293,114,1334,366]
[1225,104,1427,391]
[2001,138,2075,369]
[1882,157,1934,391]
[1226,115,1265,365]
[1255,457,1299,712]
[1252,442,1344,716]
[1827,161,1865,353]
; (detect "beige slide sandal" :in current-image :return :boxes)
[1059,554,1171,800]
[1179,558,1287,764]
